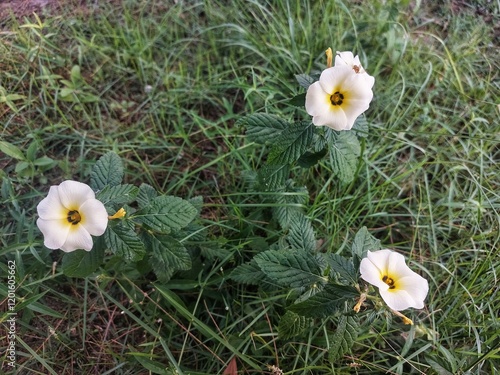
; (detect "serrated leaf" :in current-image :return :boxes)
[0,141,25,160]
[295,74,316,89]
[188,195,204,214]
[61,243,105,277]
[287,92,306,108]
[327,130,361,184]
[257,164,290,191]
[278,310,310,339]
[97,184,138,206]
[351,226,381,262]
[104,223,145,262]
[272,182,309,228]
[297,148,328,168]
[352,116,369,138]
[325,253,357,284]
[238,113,289,145]
[328,315,359,362]
[136,183,158,209]
[147,234,192,282]
[229,259,270,285]
[135,195,197,233]
[254,250,326,289]
[289,284,359,317]
[91,152,123,190]
[268,121,314,165]
[287,211,316,253]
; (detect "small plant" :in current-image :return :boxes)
[35,152,202,281]
[232,48,430,362]
[0,140,57,183]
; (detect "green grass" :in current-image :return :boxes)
[1,0,499,374]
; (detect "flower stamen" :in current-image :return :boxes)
[67,210,81,225]
[382,275,396,289]
[330,91,344,106]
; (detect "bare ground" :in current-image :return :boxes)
[0,0,60,20]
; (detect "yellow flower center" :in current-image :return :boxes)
[382,275,396,290]
[330,91,344,106]
[67,210,82,225]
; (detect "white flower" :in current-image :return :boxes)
[37,180,108,252]
[305,64,374,131]
[360,249,429,311]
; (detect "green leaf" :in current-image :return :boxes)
[287,92,306,107]
[297,148,328,168]
[295,74,316,89]
[351,226,381,262]
[91,152,124,190]
[273,183,308,229]
[325,253,357,284]
[268,121,314,165]
[327,130,361,184]
[70,65,82,83]
[0,141,25,160]
[132,356,167,374]
[278,310,310,339]
[33,156,55,167]
[147,234,192,282]
[104,223,145,262]
[328,315,359,362]
[97,184,139,206]
[257,164,290,191]
[238,113,289,145]
[27,301,65,318]
[229,259,270,286]
[61,244,105,277]
[135,195,197,234]
[287,211,316,253]
[136,183,158,209]
[352,116,369,138]
[254,250,326,289]
[289,284,359,317]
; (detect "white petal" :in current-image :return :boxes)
[61,225,94,252]
[335,51,355,67]
[305,81,330,116]
[360,257,388,291]
[57,180,96,210]
[37,218,71,250]
[79,199,108,236]
[313,107,348,130]
[37,186,67,220]
[385,251,418,281]
[380,289,418,311]
[318,65,353,94]
[341,73,374,99]
[397,274,429,306]
[366,250,393,274]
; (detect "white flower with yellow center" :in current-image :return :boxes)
[305,63,374,131]
[37,180,108,252]
[360,249,429,311]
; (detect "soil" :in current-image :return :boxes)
[0,0,60,20]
